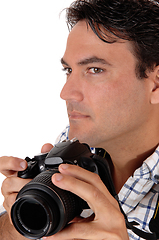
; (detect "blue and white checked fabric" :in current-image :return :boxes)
[118,148,159,239]
[55,124,70,143]
[0,205,5,217]
[0,125,159,240]
[56,126,159,239]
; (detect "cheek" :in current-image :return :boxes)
[89,80,146,124]
[88,82,125,113]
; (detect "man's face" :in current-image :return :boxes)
[60,21,151,149]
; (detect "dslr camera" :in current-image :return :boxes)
[11,139,114,239]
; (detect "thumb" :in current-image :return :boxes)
[41,143,53,153]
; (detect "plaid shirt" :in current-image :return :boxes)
[118,148,159,239]
[0,125,159,240]
[57,126,159,239]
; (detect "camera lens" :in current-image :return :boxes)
[19,200,47,231]
[11,170,83,239]
[11,189,60,239]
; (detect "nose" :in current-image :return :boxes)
[60,74,84,102]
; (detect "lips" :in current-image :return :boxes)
[68,111,90,120]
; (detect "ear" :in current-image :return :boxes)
[150,66,159,104]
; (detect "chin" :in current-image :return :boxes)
[68,132,94,148]
[69,130,86,143]
[68,123,99,145]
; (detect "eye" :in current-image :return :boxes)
[62,67,72,75]
[87,67,104,74]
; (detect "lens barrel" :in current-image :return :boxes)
[11,169,82,239]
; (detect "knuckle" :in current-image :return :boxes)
[3,200,8,211]
[2,177,12,191]
[7,156,17,168]
[3,193,17,212]
[91,186,102,201]
[0,156,14,170]
[0,156,7,171]
[9,193,17,206]
[92,172,101,183]
[1,184,5,196]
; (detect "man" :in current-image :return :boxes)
[0,0,159,239]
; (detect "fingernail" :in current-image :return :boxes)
[60,164,69,170]
[55,173,63,181]
[20,161,26,169]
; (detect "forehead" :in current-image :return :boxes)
[68,20,119,43]
[63,20,134,64]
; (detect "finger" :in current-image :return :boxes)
[52,172,127,239]
[41,143,53,153]
[58,164,118,209]
[43,221,121,240]
[2,177,31,223]
[3,192,18,221]
[52,171,112,214]
[1,176,31,197]
[0,156,27,177]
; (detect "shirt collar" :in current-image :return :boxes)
[142,147,159,184]
[118,145,159,213]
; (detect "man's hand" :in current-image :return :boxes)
[0,156,29,218]
[0,212,28,240]
[43,164,129,240]
[0,143,53,219]
[0,143,53,240]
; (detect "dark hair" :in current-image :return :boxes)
[65,0,159,79]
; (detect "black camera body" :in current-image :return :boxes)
[11,139,114,239]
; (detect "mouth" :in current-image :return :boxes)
[68,111,90,120]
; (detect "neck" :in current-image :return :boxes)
[103,131,159,193]
[111,145,158,193]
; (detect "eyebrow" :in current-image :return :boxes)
[60,56,111,67]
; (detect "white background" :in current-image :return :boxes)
[0,0,73,206]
